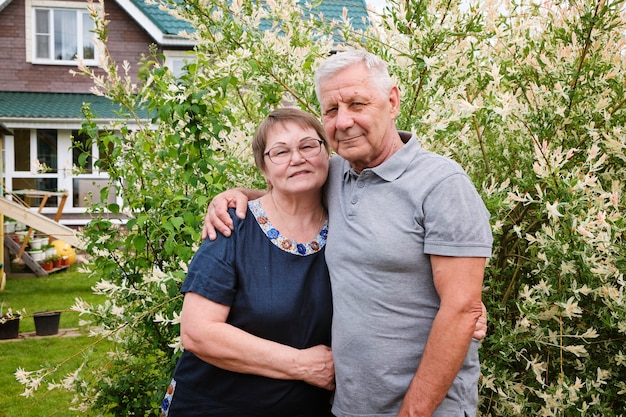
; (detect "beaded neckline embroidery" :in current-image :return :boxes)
[249,199,328,256]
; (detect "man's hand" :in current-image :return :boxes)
[473,302,488,340]
[202,188,266,240]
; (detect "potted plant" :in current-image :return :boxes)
[29,236,46,250]
[42,243,56,258]
[3,219,16,234]
[48,254,62,268]
[0,304,22,340]
[61,256,70,267]
[33,310,62,336]
[28,249,45,262]
[41,257,54,271]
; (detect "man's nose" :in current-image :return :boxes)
[335,107,354,130]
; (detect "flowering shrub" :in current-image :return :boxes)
[0,304,22,324]
[16,0,625,415]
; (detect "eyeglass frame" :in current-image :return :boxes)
[263,138,325,164]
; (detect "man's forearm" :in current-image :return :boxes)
[397,306,481,416]
[235,188,266,200]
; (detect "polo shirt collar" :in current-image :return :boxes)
[343,131,419,182]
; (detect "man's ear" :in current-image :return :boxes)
[389,85,401,119]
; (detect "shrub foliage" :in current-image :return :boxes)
[17,0,625,415]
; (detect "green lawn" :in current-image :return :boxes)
[0,267,110,416]
[1,267,104,333]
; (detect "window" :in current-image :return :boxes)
[163,50,196,78]
[72,178,117,208]
[13,129,57,172]
[72,130,113,173]
[14,129,31,171]
[71,130,116,208]
[33,7,96,64]
[11,129,59,207]
[37,129,58,171]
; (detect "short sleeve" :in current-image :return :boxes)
[181,211,239,306]
[423,173,493,257]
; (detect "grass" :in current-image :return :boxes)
[0,267,104,333]
[0,267,111,417]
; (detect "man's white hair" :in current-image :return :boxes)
[314,49,395,105]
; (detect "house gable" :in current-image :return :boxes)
[0,0,370,226]
[115,0,195,47]
[116,0,369,46]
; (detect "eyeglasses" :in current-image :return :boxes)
[263,138,325,164]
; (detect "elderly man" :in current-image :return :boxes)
[204,50,493,417]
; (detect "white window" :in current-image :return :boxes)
[32,6,97,65]
[163,50,196,78]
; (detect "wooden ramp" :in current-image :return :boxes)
[0,197,85,250]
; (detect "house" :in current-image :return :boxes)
[0,0,369,226]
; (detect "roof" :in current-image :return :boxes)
[0,122,12,136]
[117,0,369,45]
[0,92,147,121]
[127,0,194,36]
[115,0,195,46]
[0,0,12,13]
[314,0,370,32]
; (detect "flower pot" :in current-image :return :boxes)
[42,261,53,271]
[45,247,57,257]
[0,315,21,340]
[4,222,16,234]
[61,256,70,266]
[15,231,28,242]
[33,311,61,336]
[28,250,45,262]
[29,238,44,250]
[53,259,62,268]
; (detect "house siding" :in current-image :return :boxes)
[0,0,157,93]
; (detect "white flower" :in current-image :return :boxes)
[546,201,563,221]
[559,296,583,319]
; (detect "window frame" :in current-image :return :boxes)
[163,50,197,78]
[27,0,98,66]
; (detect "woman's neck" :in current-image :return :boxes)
[262,191,326,242]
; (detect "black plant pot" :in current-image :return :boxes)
[0,315,21,340]
[33,311,61,336]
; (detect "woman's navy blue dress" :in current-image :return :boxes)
[163,201,332,417]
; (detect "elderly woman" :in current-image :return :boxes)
[161,108,334,417]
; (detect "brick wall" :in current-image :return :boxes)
[0,0,160,93]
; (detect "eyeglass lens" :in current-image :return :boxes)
[266,138,322,163]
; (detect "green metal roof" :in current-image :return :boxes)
[314,0,370,32]
[129,0,369,38]
[128,0,194,36]
[0,92,147,120]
